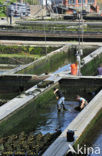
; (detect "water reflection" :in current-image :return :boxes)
[34,101,79,135]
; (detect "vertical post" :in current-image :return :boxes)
[46,0,47,8]
[77,13,81,76]
[46,0,47,16]
[10,10,13,25]
[81,0,83,44]
[78,13,81,50]
[44,23,48,73]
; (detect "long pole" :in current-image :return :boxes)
[81,0,84,49]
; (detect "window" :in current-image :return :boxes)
[88,0,93,3]
[78,0,81,3]
[78,0,85,4]
[69,0,76,4]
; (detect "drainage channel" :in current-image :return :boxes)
[0,46,101,155]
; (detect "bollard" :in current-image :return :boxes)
[67,130,74,142]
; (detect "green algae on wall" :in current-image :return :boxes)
[0,45,59,55]
[0,85,57,137]
[18,50,75,75]
[0,45,60,65]
[81,53,102,76]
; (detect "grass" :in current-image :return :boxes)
[0,0,38,5]
[0,54,40,59]
[0,45,59,55]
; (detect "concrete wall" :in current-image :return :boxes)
[59,77,102,94]
[0,75,40,95]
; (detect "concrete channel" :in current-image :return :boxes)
[43,88,102,156]
[2,45,68,75]
[0,45,102,155]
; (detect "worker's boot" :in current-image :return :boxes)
[58,109,61,112]
[63,105,67,111]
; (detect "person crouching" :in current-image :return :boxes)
[76,95,88,110]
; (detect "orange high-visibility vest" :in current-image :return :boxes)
[71,63,77,75]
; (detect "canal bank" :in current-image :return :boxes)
[16,45,96,75]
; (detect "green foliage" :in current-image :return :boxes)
[0,45,59,55]
[0,45,60,65]
[0,2,6,17]
[81,53,102,76]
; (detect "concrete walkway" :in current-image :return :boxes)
[0,40,102,46]
[82,46,102,65]
[0,85,45,121]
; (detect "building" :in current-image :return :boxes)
[63,0,99,14]
[7,2,30,17]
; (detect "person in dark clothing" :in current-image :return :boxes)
[97,64,102,75]
[53,88,66,112]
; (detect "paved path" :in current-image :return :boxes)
[0,40,102,46]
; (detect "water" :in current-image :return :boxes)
[0,92,80,137]
[34,101,79,135]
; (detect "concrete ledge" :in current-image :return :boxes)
[0,41,101,47]
[43,90,102,156]
[82,46,102,65]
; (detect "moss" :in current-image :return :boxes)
[37,81,54,88]
[0,85,58,137]
[0,45,59,55]
[18,49,75,75]
[0,130,61,155]
[0,45,60,65]
[81,53,102,75]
